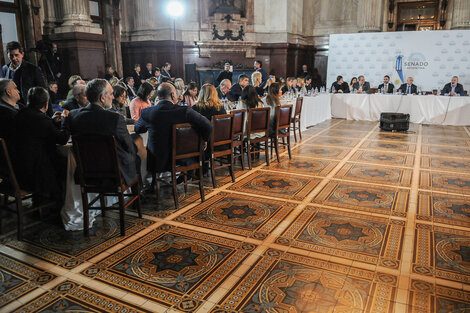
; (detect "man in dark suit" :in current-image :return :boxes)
[352,75,371,94]
[0,79,22,143]
[125,76,138,98]
[298,64,311,78]
[142,63,154,80]
[254,60,268,88]
[216,63,232,87]
[1,41,48,114]
[217,79,232,99]
[134,83,212,174]
[398,77,418,95]
[131,64,144,90]
[331,75,350,93]
[378,75,395,94]
[65,79,138,185]
[62,84,88,111]
[227,74,249,101]
[441,76,465,96]
[161,62,174,82]
[13,87,69,202]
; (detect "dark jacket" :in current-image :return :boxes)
[216,71,232,86]
[134,100,212,172]
[142,69,154,80]
[1,61,47,106]
[65,103,137,185]
[441,83,465,96]
[61,97,81,111]
[13,107,69,195]
[227,83,243,102]
[352,81,371,93]
[256,68,269,88]
[378,83,395,94]
[0,100,20,142]
[398,83,418,95]
[216,86,228,99]
[331,81,350,93]
[131,70,144,90]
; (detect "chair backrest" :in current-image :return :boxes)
[247,107,270,135]
[72,135,123,187]
[0,138,21,194]
[173,123,202,161]
[211,114,234,149]
[231,109,246,138]
[294,97,303,116]
[276,105,293,132]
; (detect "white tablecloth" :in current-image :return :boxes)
[301,95,332,130]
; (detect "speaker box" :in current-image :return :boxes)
[379,113,410,132]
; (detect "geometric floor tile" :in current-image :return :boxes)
[421,127,470,138]
[413,224,470,284]
[276,206,405,268]
[211,249,398,313]
[318,129,368,138]
[262,156,339,176]
[313,181,409,217]
[421,156,470,174]
[334,163,413,187]
[331,121,377,131]
[227,171,321,201]
[291,144,351,160]
[309,136,361,147]
[175,192,297,239]
[361,140,416,153]
[419,170,470,194]
[0,253,56,308]
[421,136,470,147]
[3,215,154,269]
[82,225,254,311]
[421,145,470,158]
[369,132,418,143]
[417,191,470,228]
[13,280,153,313]
[350,150,415,167]
[407,280,470,313]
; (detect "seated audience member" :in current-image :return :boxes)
[0,78,22,142]
[331,75,350,93]
[182,82,199,107]
[266,75,276,90]
[48,81,59,105]
[66,75,85,99]
[217,79,231,99]
[378,75,395,94]
[161,62,174,82]
[154,67,162,83]
[228,74,249,102]
[251,71,265,97]
[241,85,264,111]
[264,82,282,136]
[299,64,311,78]
[142,63,153,79]
[349,77,357,92]
[174,78,185,102]
[130,82,153,120]
[193,84,226,120]
[216,63,232,87]
[13,87,69,203]
[134,83,212,174]
[104,64,119,81]
[441,76,464,96]
[254,60,268,88]
[146,77,159,103]
[111,85,134,124]
[125,76,137,98]
[305,76,313,91]
[297,77,307,94]
[62,84,88,111]
[131,64,144,90]
[65,78,138,185]
[398,77,418,95]
[352,75,370,94]
[281,77,296,94]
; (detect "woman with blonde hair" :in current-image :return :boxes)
[296,77,307,94]
[192,84,226,121]
[251,71,264,97]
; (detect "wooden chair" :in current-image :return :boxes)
[231,109,246,170]
[209,114,235,188]
[72,135,142,237]
[0,138,57,240]
[291,97,303,142]
[172,123,205,209]
[246,107,270,169]
[271,105,293,162]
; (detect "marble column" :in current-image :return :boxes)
[451,0,470,29]
[55,0,101,34]
[42,0,57,35]
[357,0,383,32]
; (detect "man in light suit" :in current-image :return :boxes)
[378,75,395,94]
[352,75,370,94]
[398,77,418,95]
[441,76,465,96]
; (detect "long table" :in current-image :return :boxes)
[301,94,470,129]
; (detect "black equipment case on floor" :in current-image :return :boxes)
[379,113,410,131]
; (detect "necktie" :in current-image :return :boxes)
[407,86,411,94]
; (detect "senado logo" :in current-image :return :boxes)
[404,53,429,69]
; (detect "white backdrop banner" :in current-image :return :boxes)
[327,30,470,91]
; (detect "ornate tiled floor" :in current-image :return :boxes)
[1,118,470,313]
